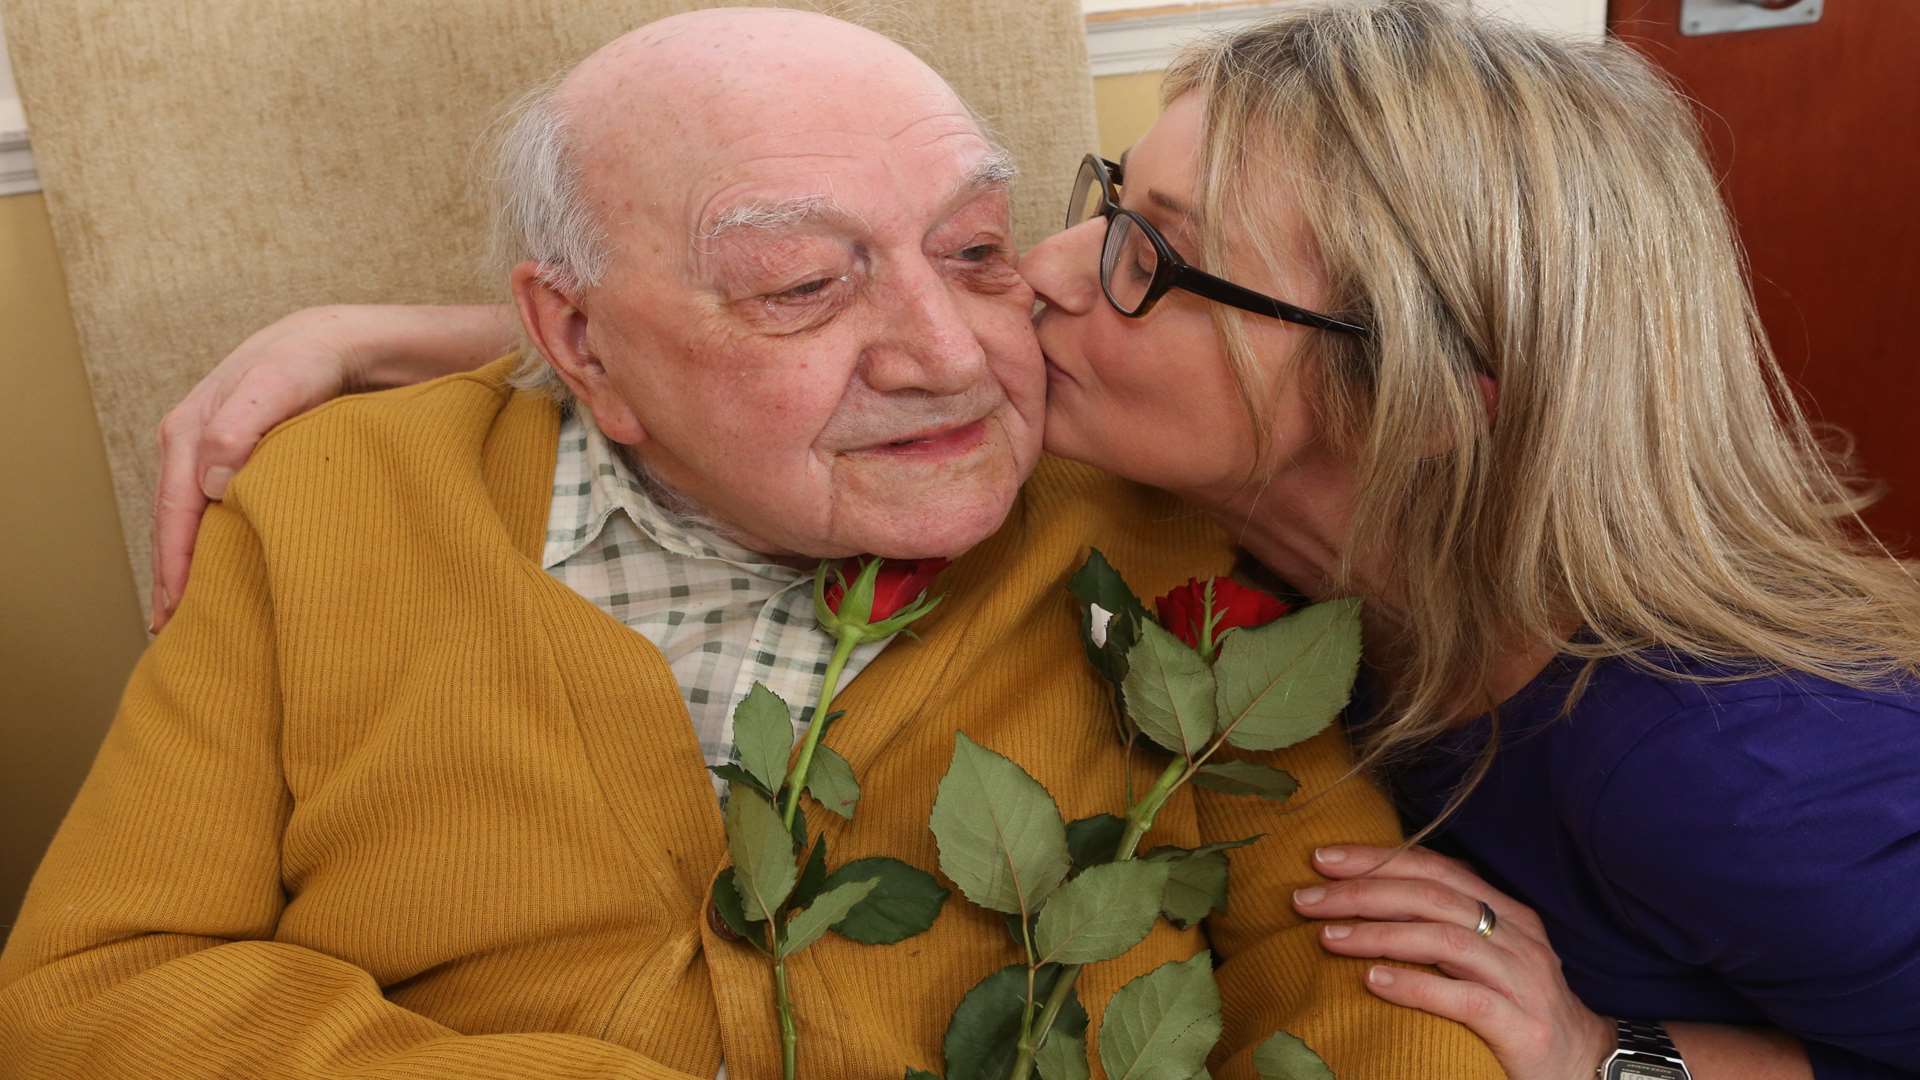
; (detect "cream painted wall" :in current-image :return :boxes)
[0,191,149,941]
[1094,71,1168,159]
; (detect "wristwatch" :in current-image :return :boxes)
[1598,1019,1691,1080]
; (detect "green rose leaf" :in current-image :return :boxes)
[1144,837,1263,861]
[708,763,775,802]
[929,733,1071,915]
[1190,761,1300,801]
[1141,837,1260,928]
[1033,859,1171,965]
[791,835,830,913]
[1034,1032,1091,1080]
[1253,1031,1335,1080]
[732,683,795,795]
[823,856,951,944]
[1065,814,1128,870]
[1069,549,1148,687]
[710,867,767,950]
[1098,953,1223,1080]
[1123,618,1219,757]
[806,743,862,819]
[1155,851,1228,929]
[1213,599,1362,752]
[725,787,797,923]
[944,963,1088,1080]
[1068,548,1150,621]
[778,877,878,958]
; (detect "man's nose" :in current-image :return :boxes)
[1020,218,1105,316]
[862,267,989,395]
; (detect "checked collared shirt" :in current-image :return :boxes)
[542,409,889,799]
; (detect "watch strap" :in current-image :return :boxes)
[1599,1019,1691,1079]
[1617,1020,1682,1058]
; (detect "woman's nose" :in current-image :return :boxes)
[1020,218,1106,316]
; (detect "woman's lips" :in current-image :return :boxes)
[860,419,990,458]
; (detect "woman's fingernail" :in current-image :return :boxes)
[1315,847,1347,864]
[1322,924,1352,941]
[1293,887,1326,905]
[202,466,233,500]
[1368,966,1396,987]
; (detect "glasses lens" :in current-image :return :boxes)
[1101,214,1158,314]
[1067,160,1105,231]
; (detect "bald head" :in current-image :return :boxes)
[548,10,994,268]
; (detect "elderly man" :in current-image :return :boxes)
[0,10,1500,1079]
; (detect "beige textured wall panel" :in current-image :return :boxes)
[2,1,1097,615]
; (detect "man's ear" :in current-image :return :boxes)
[509,261,645,444]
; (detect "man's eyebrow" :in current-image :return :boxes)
[696,194,861,245]
[959,147,1017,195]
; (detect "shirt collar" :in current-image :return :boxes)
[543,409,802,579]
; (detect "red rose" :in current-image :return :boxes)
[825,557,952,622]
[1155,576,1289,652]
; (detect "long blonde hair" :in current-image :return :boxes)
[1163,0,1920,777]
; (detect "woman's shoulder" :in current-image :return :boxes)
[1545,652,1920,775]
[1543,655,1919,840]
[1560,655,1920,1013]
[1527,653,1916,888]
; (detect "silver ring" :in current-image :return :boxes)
[1472,900,1498,939]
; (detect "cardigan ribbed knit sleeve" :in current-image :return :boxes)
[0,499,702,1080]
[1194,733,1504,1076]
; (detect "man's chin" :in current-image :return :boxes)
[830,468,1025,561]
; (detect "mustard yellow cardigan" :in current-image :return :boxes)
[0,361,1500,1079]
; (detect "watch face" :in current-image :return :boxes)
[1612,1063,1687,1080]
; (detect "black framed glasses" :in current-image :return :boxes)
[1066,154,1369,337]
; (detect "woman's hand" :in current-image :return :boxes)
[1292,844,1613,1080]
[149,303,516,632]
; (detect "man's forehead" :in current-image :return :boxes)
[687,121,1002,240]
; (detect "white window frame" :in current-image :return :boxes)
[1083,0,1605,78]
[0,9,38,196]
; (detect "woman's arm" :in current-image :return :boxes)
[1295,844,1813,1079]
[150,303,514,630]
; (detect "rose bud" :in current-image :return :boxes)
[1154,576,1290,653]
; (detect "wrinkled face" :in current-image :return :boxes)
[1023,93,1331,508]
[567,87,1044,560]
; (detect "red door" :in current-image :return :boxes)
[1609,1,1920,552]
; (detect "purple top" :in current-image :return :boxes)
[1370,652,1920,1078]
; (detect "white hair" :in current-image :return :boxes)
[486,74,606,399]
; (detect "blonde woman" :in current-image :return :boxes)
[151,1,1920,1076]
